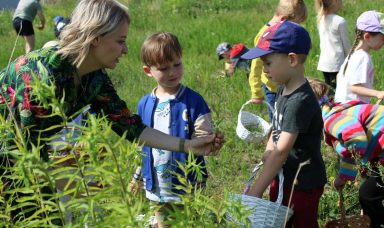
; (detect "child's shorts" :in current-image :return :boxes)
[13,17,34,36]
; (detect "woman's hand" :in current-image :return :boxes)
[187,133,224,156]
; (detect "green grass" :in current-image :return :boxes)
[1,0,384,226]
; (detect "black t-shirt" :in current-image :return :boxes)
[272,81,327,190]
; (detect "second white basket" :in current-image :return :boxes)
[236,100,272,143]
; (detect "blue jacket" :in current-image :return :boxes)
[137,85,212,193]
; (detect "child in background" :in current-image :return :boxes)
[216,42,250,76]
[335,11,384,104]
[248,0,307,121]
[12,0,45,53]
[315,0,351,89]
[138,32,216,227]
[242,21,327,228]
[53,16,70,38]
[43,16,70,48]
[309,78,384,228]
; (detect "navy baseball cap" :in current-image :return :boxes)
[242,20,311,60]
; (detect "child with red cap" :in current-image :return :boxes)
[216,42,250,76]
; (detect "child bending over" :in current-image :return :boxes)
[309,78,384,228]
[216,42,250,76]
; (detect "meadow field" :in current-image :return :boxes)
[0,0,383,226]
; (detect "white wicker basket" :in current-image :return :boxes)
[236,101,272,143]
[227,169,293,228]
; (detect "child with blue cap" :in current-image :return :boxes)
[242,20,327,228]
[53,16,70,38]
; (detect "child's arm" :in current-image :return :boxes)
[193,113,213,137]
[262,131,275,162]
[225,61,235,76]
[138,127,222,156]
[248,27,269,103]
[350,84,384,100]
[37,10,45,30]
[246,131,298,198]
[248,58,265,103]
[129,166,143,193]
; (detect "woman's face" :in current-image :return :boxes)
[92,21,129,69]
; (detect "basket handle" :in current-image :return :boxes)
[239,100,275,114]
[243,162,285,205]
[238,100,274,125]
[237,101,252,125]
[243,161,263,193]
[241,100,274,114]
[262,100,274,114]
[276,169,284,205]
[239,100,254,113]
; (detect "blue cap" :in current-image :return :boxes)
[242,20,311,60]
[54,16,64,25]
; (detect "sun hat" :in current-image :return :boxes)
[241,20,311,60]
[356,11,384,34]
[216,42,231,60]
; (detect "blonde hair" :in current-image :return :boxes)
[58,0,130,67]
[276,0,307,24]
[315,0,339,23]
[308,78,330,100]
[140,32,182,67]
[342,29,382,75]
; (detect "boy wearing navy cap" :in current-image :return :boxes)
[242,20,327,228]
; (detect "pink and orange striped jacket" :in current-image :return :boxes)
[322,99,384,180]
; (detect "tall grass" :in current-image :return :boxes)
[0,0,383,226]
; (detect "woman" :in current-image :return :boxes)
[0,0,224,223]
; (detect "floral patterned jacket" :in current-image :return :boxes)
[0,47,146,160]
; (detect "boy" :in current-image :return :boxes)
[242,21,327,228]
[216,42,250,76]
[248,0,307,121]
[138,32,214,227]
